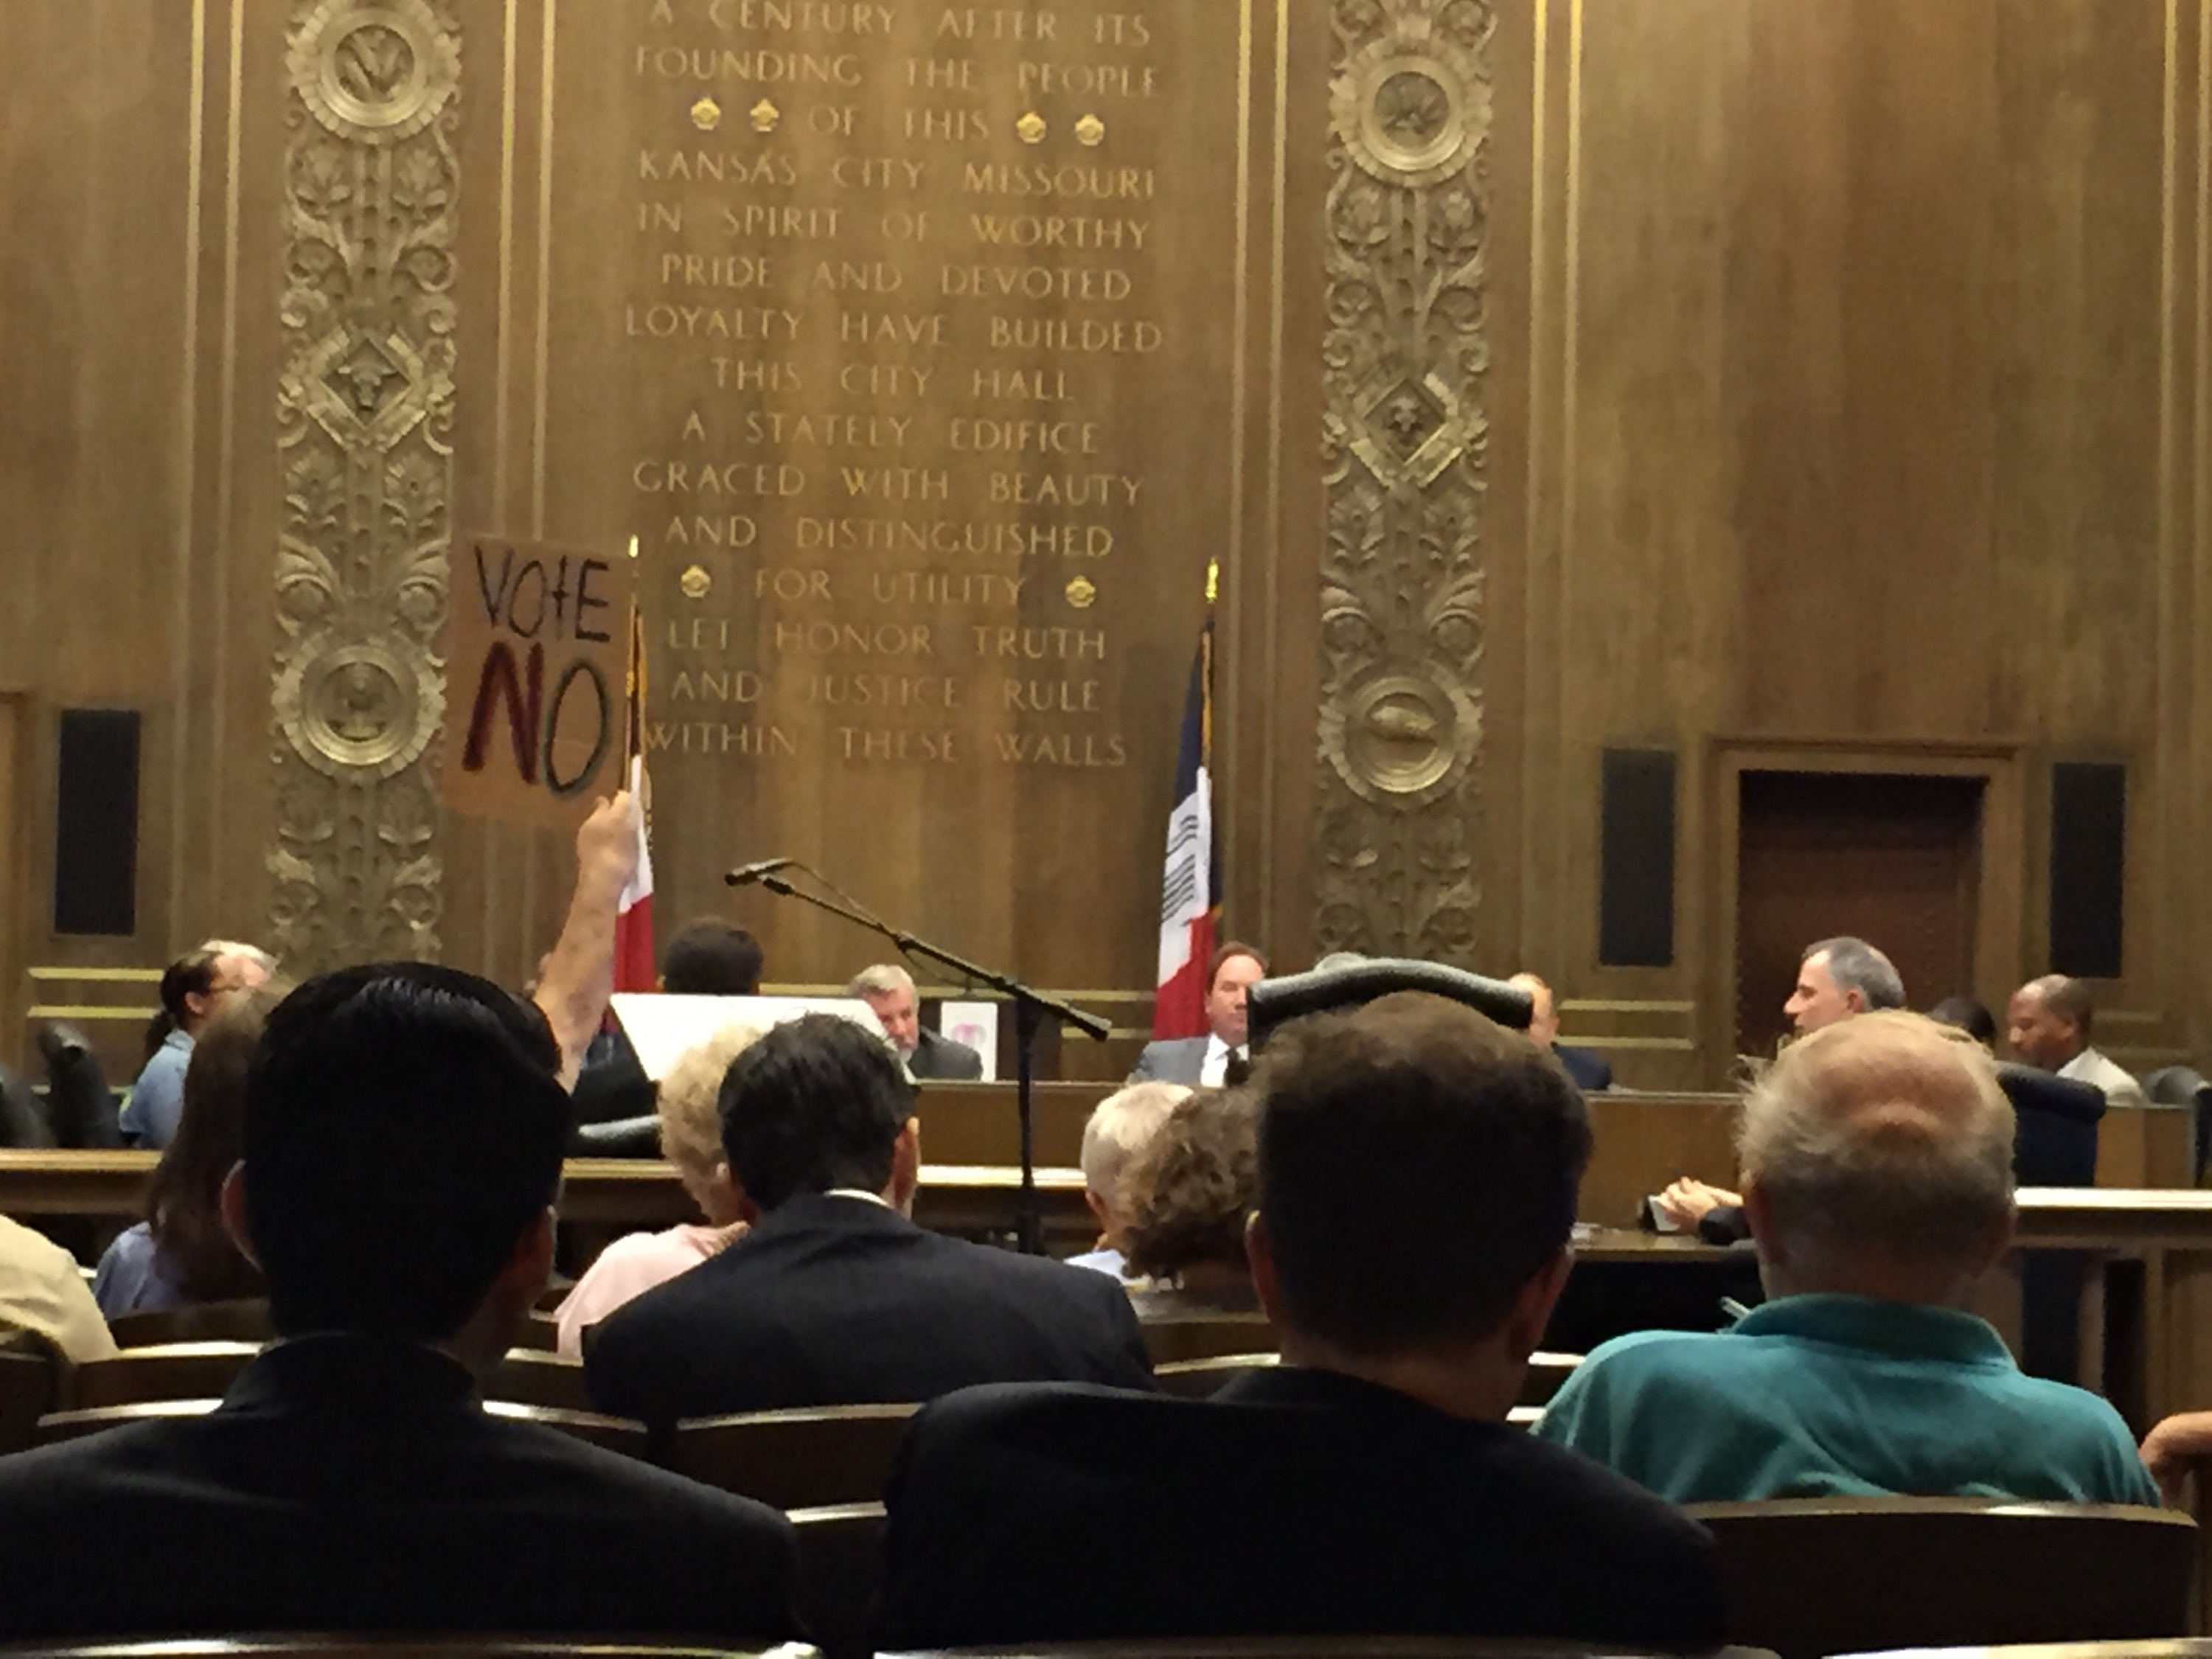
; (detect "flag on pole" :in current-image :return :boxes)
[1153,563,1219,1039]
[613,540,656,993]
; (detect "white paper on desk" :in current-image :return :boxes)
[608,993,883,1081]
[937,1000,998,1082]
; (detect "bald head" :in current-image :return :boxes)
[2006,975,2093,1071]
[1507,973,1557,1046]
[1739,1011,2014,1297]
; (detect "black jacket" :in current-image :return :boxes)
[585,1192,1153,1425]
[0,1334,796,1640]
[877,1367,1725,1649]
[906,1026,984,1081]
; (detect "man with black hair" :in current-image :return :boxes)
[571,914,765,1125]
[585,1012,1152,1424]
[2007,974,2149,1112]
[873,992,1722,1649]
[0,963,798,1640]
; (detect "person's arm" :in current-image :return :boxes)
[2140,1411,2212,1505]
[1653,1177,1743,1229]
[534,793,639,1091]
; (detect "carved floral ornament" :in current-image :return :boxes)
[1314,0,1493,961]
[288,0,459,145]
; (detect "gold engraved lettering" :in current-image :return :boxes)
[905,57,974,88]
[635,460,807,495]
[830,157,926,189]
[990,731,1127,766]
[987,316,1161,354]
[645,720,799,757]
[1092,13,1150,46]
[968,625,1106,660]
[717,204,844,238]
[903,108,990,142]
[639,150,799,187]
[970,368,1070,401]
[710,358,804,392]
[742,411,911,447]
[839,727,961,762]
[801,516,1043,554]
[839,310,947,346]
[814,260,905,293]
[962,163,1153,200]
[627,305,803,341]
[942,264,1132,301]
[634,47,864,86]
[833,467,951,500]
[933,8,1057,41]
[838,363,933,396]
[803,675,963,709]
[667,619,735,652]
[868,571,1027,605]
[950,418,1101,455]
[661,253,775,291]
[639,202,684,233]
[775,619,937,655]
[970,214,1146,250]
[663,514,761,548]
[987,470,1141,507]
[707,1,898,32]
[1016,61,1158,97]
[669,668,767,704]
[1001,678,1102,712]
[754,567,835,600]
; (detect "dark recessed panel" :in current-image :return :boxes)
[53,709,140,937]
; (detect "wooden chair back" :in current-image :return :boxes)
[66,1341,261,1410]
[0,1327,62,1453]
[1153,1352,1278,1399]
[880,1644,1775,1658]
[508,1309,562,1352]
[664,1403,917,1509]
[790,1500,887,1659]
[107,1297,274,1349]
[1138,1312,1277,1366]
[1518,1352,1582,1408]
[1685,1498,2195,1659]
[0,1641,810,1658]
[483,1399,650,1458]
[486,1348,592,1412]
[38,1397,649,1459]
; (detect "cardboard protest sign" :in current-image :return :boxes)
[442,535,637,827]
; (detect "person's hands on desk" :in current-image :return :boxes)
[1655,1177,1743,1229]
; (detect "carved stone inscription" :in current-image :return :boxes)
[616,0,1230,795]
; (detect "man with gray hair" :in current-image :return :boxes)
[2006,974,2149,1113]
[848,964,984,1081]
[1067,1081,1189,1277]
[1654,934,1905,1228]
[1539,1012,2154,1503]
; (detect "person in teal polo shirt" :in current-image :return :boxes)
[1537,1011,2157,1506]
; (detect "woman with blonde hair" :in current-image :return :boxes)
[556,1023,762,1355]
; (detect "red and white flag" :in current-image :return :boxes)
[1153,568,1217,1039]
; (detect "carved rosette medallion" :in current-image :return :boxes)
[267,0,459,969]
[1316,0,1492,962]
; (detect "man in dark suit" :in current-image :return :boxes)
[849,963,984,1080]
[585,1013,1152,1425]
[0,963,796,1641]
[1510,971,1611,1091]
[876,993,1724,1649]
[1127,942,1267,1085]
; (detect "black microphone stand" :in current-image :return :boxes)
[735,863,1110,1253]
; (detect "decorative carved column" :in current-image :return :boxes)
[267,0,459,969]
[1315,0,1492,962]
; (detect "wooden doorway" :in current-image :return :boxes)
[1734,771,1986,1061]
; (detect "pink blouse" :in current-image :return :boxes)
[555,1223,738,1357]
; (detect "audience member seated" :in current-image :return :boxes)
[1653,933,1906,1231]
[0,963,796,1639]
[557,1022,762,1356]
[122,939,274,1149]
[849,963,984,1080]
[2007,973,2150,1112]
[1928,994,1997,1048]
[585,1013,1152,1425]
[571,914,764,1125]
[1067,1080,1187,1276]
[1119,1088,1261,1315]
[1127,942,1267,1085]
[0,1214,116,1365]
[94,984,282,1318]
[1510,972,1611,1091]
[874,992,1724,1649]
[1538,1012,2157,1505]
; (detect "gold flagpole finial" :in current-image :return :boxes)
[1205,559,1219,605]
[627,533,640,560]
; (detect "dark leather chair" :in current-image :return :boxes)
[1247,959,1532,1054]
[38,1024,122,1150]
[2143,1065,2212,1180]
[0,1060,52,1149]
[1998,1064,2106,1382]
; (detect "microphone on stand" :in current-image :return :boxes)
[723,858,796,887]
